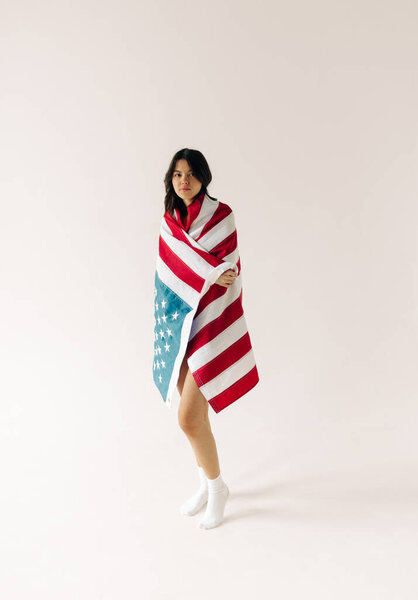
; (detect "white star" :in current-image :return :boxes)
[158,346,162,355]
[157,316,161,325]
[160,359,166,368]
[166,328,172,337]
[159,329,165,338]
[161,313,168,323]
[164,342,170,352]
[171,311,179,320]
[158,374,162,383]
[155,302,159,311]
[161,299,167,308]
[156,360,160,369]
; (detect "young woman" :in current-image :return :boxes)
[155,148,259,529]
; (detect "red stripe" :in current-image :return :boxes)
[208,365,259,413]
[159,235,205,293]
[192,332,253,385]
[164,213,222,269]
[236,257,241,276]
[210,230,237,259]
[196,203,232,241]
[186,291,243,357]
[174,191,204,230]
[195,283,227,317]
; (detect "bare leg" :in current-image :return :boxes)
[177,355,230,527]
[177,356,220,479]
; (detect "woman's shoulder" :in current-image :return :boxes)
[205,192,232,210]
[212,197,235,218]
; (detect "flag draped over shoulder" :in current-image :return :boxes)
[152,191,259,413]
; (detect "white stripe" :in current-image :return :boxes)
[223,247,239,265]
[161,218,237,285]
[199,348,257,399]
[189,277,242,341]
[197,212,236,251]
[156,256,200,307]
[188,314,248,369]
[160,221,214,280]
[165,307,196,408]
[188,194,219,239]
[168,216,223,255]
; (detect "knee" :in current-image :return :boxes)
[178,409,203,435]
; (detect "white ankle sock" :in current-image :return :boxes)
[180,465,208,516]
[199,472,229,529]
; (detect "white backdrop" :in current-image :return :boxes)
[1,1,417,598]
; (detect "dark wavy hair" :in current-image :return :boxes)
[163,148,217,218]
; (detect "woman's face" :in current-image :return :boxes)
[172,159,202,205]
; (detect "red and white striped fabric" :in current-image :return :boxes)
[153,190,259,413]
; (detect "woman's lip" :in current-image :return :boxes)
[181,188,191,190]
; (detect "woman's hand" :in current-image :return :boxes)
[215,269,238,288]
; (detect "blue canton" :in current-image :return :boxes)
[153,271,193,402]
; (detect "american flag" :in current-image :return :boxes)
[153,191,259,413]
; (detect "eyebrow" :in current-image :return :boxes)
[173,169,193,173]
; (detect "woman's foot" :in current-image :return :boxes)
[180,465,208,516]
[199,473,229,529]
